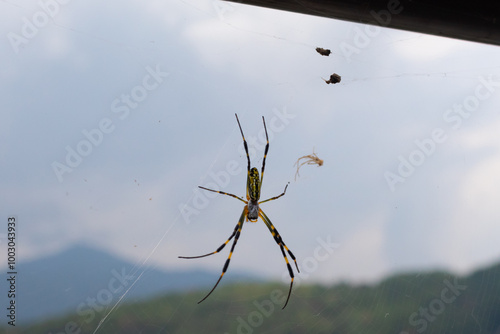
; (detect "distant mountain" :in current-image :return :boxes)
[16,260,500,334]
[15,244,261,324]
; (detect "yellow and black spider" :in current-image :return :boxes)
[179,113,299,309]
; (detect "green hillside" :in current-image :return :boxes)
[8,263,500,334]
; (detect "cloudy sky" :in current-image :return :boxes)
[2,0,500,291]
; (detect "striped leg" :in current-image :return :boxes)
[196,208,246,304]
[198,186,247,204]
[259,183,289,205]
[178,220,240,260]
[235,113,251,173]
[259,209,299,309]
[260,116,269,186]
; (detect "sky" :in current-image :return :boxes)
[2,0,500,291]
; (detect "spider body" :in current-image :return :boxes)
[179,114,299,309]
[246,167,262,221]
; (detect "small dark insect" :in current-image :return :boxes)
[316,47,331,56]
[323,73,341,84]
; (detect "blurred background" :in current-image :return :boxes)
[1,0,500,333]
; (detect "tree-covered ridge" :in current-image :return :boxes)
[10,263,500,334]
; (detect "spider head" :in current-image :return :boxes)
[247,167,260,202]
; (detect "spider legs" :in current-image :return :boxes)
[235,113,270,188]
[235,114,251,173]
[179,208,247,304]
[259,209,299,309]
[178,217,240,260]
[198,186,247,204]
[259,183,289,205]
[260,116,269,185]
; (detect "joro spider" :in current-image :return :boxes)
[179,113,299,309]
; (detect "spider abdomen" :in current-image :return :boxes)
[247,201,259,221]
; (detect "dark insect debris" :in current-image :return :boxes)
[315,47,331,56]
[323,73,341,84]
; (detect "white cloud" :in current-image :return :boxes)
[3,0,500,286]
[436,149,500,274]
[322,211,389,284]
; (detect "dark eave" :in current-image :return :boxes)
[225,0,500,46]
